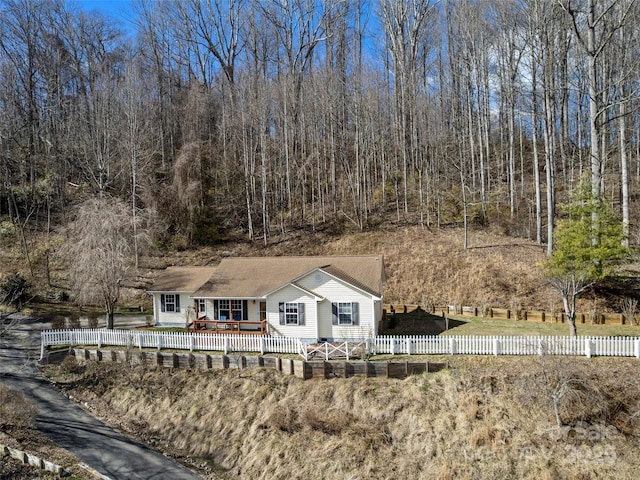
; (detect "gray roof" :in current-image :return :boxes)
[191,255,385,298]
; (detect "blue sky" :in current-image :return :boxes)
[78,0,133,19]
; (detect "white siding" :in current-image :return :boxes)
[298,271,379,339]
[153,292,194,326]
[266,285,318,339]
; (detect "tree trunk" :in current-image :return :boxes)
[107,310,115,330]
[531,74,542,244]
[567,313,577,337]
[586,0,602,204]
[620,99,630,247]
[561,283,578,337]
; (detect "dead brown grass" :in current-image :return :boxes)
[325,227,552,308]
[143,226,556,309]
[0,384,38,429]
[45,356,640,480]
[3,224,633,314]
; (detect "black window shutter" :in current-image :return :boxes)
[332,302,338,325]
[279,302,285,325]
[175,294,180,311]
[298,303,305,326]
[213,300,219,319]
[352,302,359,326]
[243,300,248,320]
[160,294,166,312]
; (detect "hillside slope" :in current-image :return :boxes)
[135,227,557,311]
[46,356,640,480]
[2,225,634,315]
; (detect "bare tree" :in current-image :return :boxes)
[495,1,526,220]
[380,0,437,217]
[61,197,142,329]
[559,0,637,202]
[116,56,154,268]
[178,0,245,88]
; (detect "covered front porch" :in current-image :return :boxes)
[189,318,268,335]
[190,296,267,334]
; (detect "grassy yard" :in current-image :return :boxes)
[440,314,640,337]
[383,308,640,337]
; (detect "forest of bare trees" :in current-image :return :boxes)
[2,0,640,253]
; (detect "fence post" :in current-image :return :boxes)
[449,338,457,355]
[137,332,142,350]
[345,341,349,361]
[406,337,412,356]
[635,339,640,359]
[585,338,592,358]
[390,338,396,355]
[40,333,45,360]
[223,336,229,355]
[537,338,543,356]
[260,337,265,356]
[97,331,102,349]
[493,338,499,356]
[189,335,194,352]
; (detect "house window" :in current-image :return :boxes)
[197,299,206,316]
[214,299,247,321]
[279,302,305,326]
[232,300,243,321]
[161,294,179,313]
[338,302,352,325]
[332,302,359,326]
[285,302,299,325]
[218,300,230,320]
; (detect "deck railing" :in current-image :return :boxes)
[41,329,640,361]
[189,319,267,334]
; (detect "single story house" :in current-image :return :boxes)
[147,255,386,341]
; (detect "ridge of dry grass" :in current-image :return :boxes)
[139,226,556,310]
[4,225,636,317]
[45,356,640,480]
[324,227,552,308]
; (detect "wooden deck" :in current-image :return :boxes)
[189,319,268,335]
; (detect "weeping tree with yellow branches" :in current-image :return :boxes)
[61,197,146,329]
[544,180,630,337]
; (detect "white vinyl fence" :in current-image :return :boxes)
[40,329,301,359]
[41,329,640,361]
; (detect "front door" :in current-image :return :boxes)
[317,300,333,340]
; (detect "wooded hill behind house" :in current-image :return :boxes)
[1,0,640,310]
